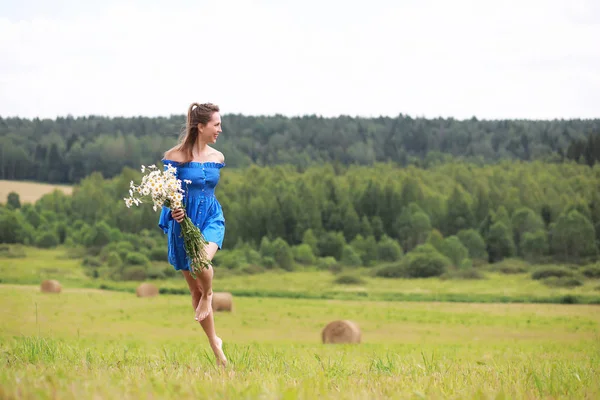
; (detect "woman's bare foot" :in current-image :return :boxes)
[195,292,213,321]
[210,336,227,367]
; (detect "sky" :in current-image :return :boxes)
[0,0,599,120]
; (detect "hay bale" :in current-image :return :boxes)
[40,279,61,294]
[212,292,233,312]
[136,283,159,298]
[321,320,361,344]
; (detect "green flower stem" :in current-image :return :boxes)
[164,200,210,279]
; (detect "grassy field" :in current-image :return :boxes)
[2,247,600,398]
[2,247,600,305]
[1,284,599,399]
[0,180,72,204]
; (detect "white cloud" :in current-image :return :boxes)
[0,0,598,120]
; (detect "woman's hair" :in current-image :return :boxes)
[174,102,220,162]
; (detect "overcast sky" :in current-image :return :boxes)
[1,0,599,120]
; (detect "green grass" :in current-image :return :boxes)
[2,247,600,305]
[1,285,599,399]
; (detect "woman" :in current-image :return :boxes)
[158,102,227,367]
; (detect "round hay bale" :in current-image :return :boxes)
[321,320,361,344]
[136,283,159,298]
[40,279,61,294]
[212,292,233,312]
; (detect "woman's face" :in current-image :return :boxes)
[198,112,222,144]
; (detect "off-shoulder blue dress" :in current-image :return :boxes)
[158,160,226,271]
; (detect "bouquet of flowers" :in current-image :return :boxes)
[123,164,209,278]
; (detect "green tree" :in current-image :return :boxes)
[551,210,597,262]
[439,236,469,266]
[370,216,385,241]
[341,245,362,266]
[457,229,488,260]
[293,244,316,265]
[521,230,549,262]
[486,222,515,262]
[350,234,378,266]
[511,207,544,254]
[272,237,294,271]
[377,235,403,262]
[7,192,20,209]
[317,231,346,260]
[301,229,319,257]
[342,203,361,242]
[445,186,475,235]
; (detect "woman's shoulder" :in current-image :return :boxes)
[163,147,186,163]
[209,147,225,164]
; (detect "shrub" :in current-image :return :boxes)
[124,252,150,267]
[531,266,576,280]
[489,258,530,274]
[147,265,166,280]
[259,236,274,258]
[106,252,122,268]
[82,256,102,267]
[350,235,378,266]
[341,245,362,267]
[317,256,338,271]
[457,229,488,260]
[149,247,168,262]
[581,264,600,279]
[334,274,366,285]
[7,192,21,209]
[403,244,451,278]
[542,277,584,288]
[35,231,59,249]
[438,236,469,266]
[121,266,147,281]
[377,235,403,262]
[163,265,176,278]
[243,248,262,265]
[262,256,277,269]
[115,241,135,259]
[84,221,112,248]
[213,249,246,269]
[317,231,346,260]
[375,263,405,278]
[293,244,316,265]
[272,237,294,271]
[302,229,319,256]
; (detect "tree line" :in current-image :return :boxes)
[1,160,599,281]
[1,114,599,183]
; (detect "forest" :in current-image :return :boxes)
[1,114,599,183]
[1,158,600,283]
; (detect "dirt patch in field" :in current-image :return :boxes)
[0,180,73,204]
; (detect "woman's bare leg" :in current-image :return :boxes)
[181,242,226,366]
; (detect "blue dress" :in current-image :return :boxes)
[158,160,226,271]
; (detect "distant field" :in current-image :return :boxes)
[2,247,600,305]
[0,179,72,204]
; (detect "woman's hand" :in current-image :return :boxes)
[171,208,185,223]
